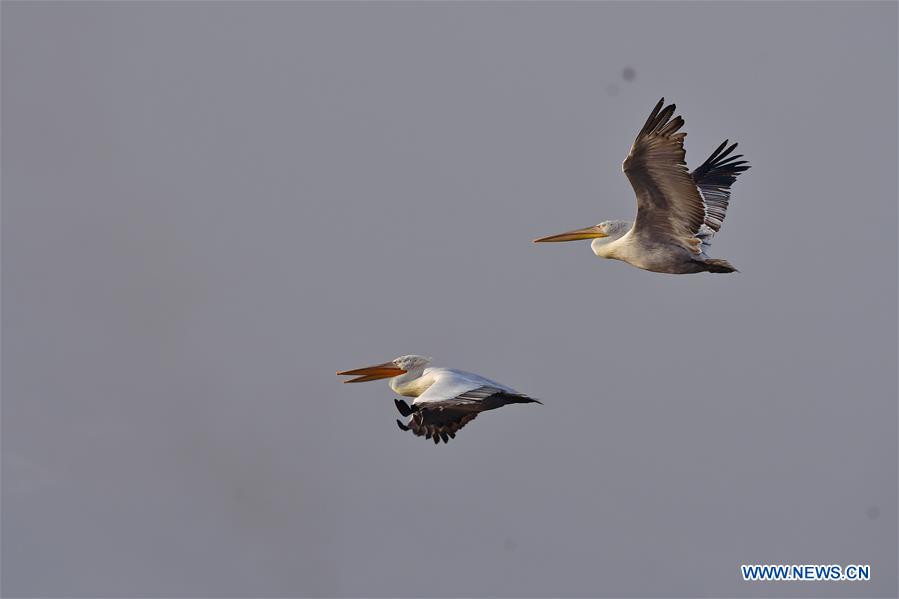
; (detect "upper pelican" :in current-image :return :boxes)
[337,355,540,444]
[534,98,750,274]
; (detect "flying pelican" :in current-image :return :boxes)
[337,355,541,444]
[534,98,750,274]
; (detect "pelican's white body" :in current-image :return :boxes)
[591,225,702,273]
[390,366,518,406]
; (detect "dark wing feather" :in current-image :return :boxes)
[394,398,414,417]
[396,385,540,444]
[398,408,478,444]
[623,98,707,254]
[690,140,750,233]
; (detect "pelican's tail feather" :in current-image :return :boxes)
[700,258,739,273]
[478,392,542,411]
[504,395,543,406]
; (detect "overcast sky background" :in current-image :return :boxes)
[3,2,897,597]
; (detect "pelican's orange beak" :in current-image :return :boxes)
[337,361,406,383]
[533,225,607,243]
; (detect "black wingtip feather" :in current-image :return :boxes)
[638,98,683,139]
[641,98,666,133]
[394,398,413,417]
[690,138,751,234]
[655,104,676,131]
[396,419,410,431]
[692,139,751,183]
[659,115,684,136]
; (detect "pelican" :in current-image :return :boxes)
[337,355,541,444]
[534,98,750,274]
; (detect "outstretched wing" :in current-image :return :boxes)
[396,371,538,444]
[396,409,479,444]
[623,98,706,254]
[399,380,502,444]
[691,140,751,236]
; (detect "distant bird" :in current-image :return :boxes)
[534,98,750,274]
[337,355,540,444]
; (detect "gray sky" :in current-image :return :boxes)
[3,2,896,597]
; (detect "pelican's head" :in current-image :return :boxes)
[533,220,630,257]
[337,354,432,383]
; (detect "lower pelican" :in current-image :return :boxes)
[337,355,541,444]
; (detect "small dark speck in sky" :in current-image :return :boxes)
[622,66,636,81]
[865,505,880,519]
[503,537,519,552]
